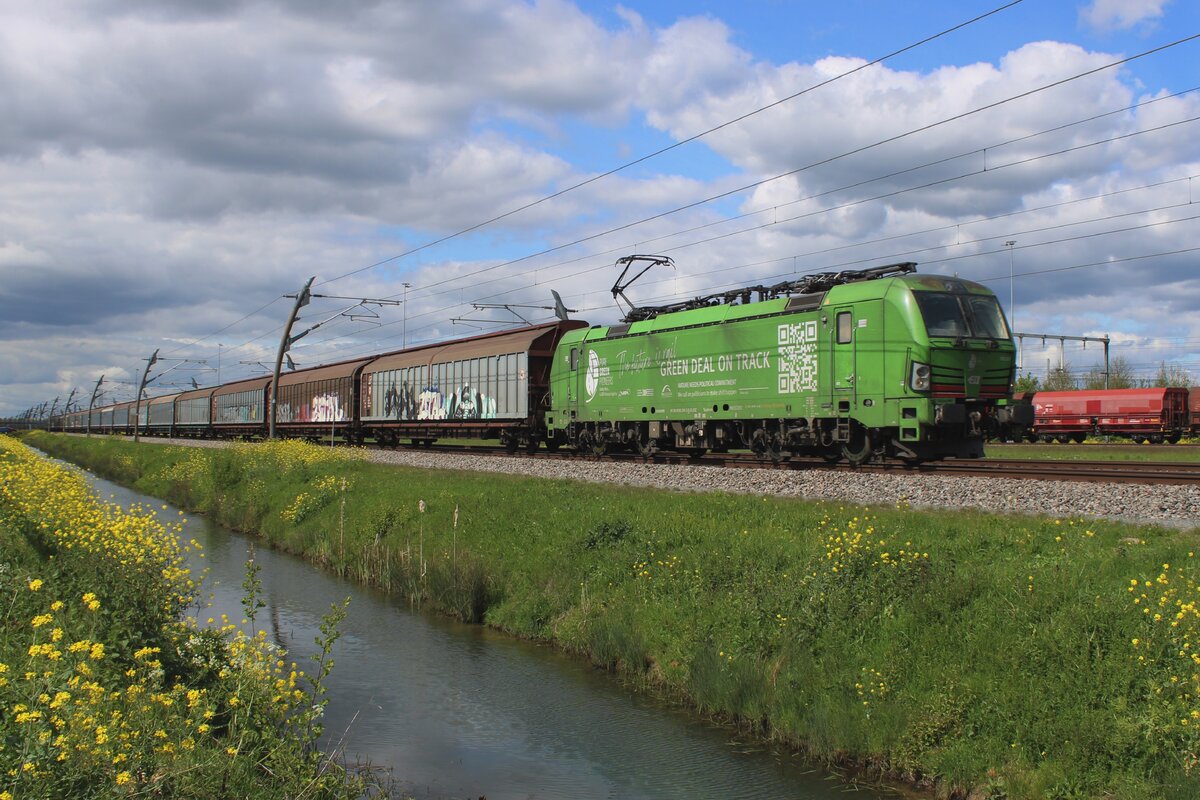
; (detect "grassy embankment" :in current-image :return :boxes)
[27,431,1200,800]
[0,435,369,799]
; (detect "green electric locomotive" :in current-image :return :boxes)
[546,259,1026,463]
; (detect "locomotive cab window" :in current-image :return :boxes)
[836,312,853,344]
[914,291,1009,339]
[964,295,1009,339]
[570,348,579,370]
[914,292,969,338]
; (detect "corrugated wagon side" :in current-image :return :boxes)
[274,358,373,441]
[173,387,215,437]
[111,401,136,435]
[144,392,181,436]
[360,321,586,449]
[212,376,270,438]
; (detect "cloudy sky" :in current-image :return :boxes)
[2,0,1198,415]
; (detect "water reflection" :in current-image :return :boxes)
[84,473,894,800]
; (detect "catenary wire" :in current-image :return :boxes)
[315,0,1028,289]
[370,32,1200,303]
[296,108,1200,358]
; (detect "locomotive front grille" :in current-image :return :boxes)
[931,364,965,398]
[979,366,1013,399]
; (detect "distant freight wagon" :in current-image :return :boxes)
[1029,388,1190,443]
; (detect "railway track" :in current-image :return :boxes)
[378,441,1200,486]
[870,457,1200,485]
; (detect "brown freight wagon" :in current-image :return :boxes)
[359,321,586,450]
[211,376,271,438]
[273,357,374,441]
[174,386,215,436]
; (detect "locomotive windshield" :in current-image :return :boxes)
[914,292,1009,339]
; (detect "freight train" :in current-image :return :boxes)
[994,387,1198,443]
[50,260,1030,464]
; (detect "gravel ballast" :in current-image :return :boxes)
[135,437,1199,530]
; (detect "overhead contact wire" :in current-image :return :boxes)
[316,0,1028,289]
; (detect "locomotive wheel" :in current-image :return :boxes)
[632,437,656,457]
[842,425,873,466]
[820,446,842,464]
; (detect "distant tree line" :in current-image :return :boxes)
[1014,357,1194,394]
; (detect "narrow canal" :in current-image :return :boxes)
[84,468,899,800]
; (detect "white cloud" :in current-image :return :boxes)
[1080,0,1171,31]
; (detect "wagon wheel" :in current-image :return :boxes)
[842,424,873,466]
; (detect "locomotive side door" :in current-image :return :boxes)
[831,307,856,404]
[567,346,580,412]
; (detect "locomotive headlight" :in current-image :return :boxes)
[910,362,931,392]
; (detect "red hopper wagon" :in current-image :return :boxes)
[1031,388,1189,443]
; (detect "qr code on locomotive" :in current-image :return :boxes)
[777,321,818,393]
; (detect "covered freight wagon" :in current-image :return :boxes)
[1032,388,1189,443]
[360,321,586,449]
[173,387,215,434]
[274,358,373,440]
[145,392,180,435]
[111,401,135,434]
[212,377,270,437]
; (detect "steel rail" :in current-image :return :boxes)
[371,441,1200,486]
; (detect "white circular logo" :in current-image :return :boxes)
[585,350,600,401]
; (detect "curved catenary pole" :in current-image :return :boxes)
[133,350,158,443]
[270,277,314,440]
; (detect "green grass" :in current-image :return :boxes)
[986,442,1200,462]
[27,431,1200,800]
